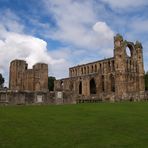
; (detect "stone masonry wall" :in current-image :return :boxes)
[9,60,48,92]
[54,34,145,101]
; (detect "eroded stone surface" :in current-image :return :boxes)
[54,34,145,101]
[9,60,48,92]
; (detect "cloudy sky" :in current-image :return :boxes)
[0,0,148,86]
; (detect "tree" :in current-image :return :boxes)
[48,76,56,91]
[0,73,4,88]
[145,71,148,91]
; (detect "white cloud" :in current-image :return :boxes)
[40,0,115,78]
[0,10,67,86]
[93,22,114,41]
[0,9,24,33]
[100,0,148,9]
[0,28,65,86]
[43,0,114,50]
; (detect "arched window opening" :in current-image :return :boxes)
[126,42,136,58]
[110,74,115,92]
[90,78,96,94]
[73,69,75,76]
[73,70,74,76]
[84,67,86,74]
[76,69,77,76]
[79,81,82,94]
[81,68,83,75]
[99,63,102,73]
[91,65,94,73]
[102,75,104,92]
[112,61,115,71]
[126,46,131,57]
[95,65,97,72]
[61,81,64,89]
[108,61,111,71]
[61,81,63,86]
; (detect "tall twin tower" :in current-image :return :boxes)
[9,60,48,91]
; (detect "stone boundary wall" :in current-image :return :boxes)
[0,90,55,105]
[62,91,148,103]
[0,90,76,105]
[0,90,148,105]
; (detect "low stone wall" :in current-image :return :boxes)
[61,91,148,103]
[0,90,55,105]
[0,90,76,105]
[0,90,148,105]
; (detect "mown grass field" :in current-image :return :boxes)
[0,102,148,148]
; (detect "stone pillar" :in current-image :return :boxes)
[135,41,145,92]
[103,62,108,93]
[82,78,88,96]
[114,34,127,100]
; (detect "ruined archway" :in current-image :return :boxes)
[90,78,96,94]
[126,42,136,58]
[126,46,131,57]
[126,42,137,72]
[79,81,82,94]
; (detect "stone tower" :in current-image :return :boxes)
[23,69,34,91]
[9,59,28,90]
[33,63,48,91]
[114,34,145,99]
[9,60,48,91]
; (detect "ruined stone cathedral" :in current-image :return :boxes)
[54,34,145,102]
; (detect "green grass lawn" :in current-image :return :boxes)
[0,102,148,148]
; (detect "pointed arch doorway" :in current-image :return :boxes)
[90,78,96,94]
